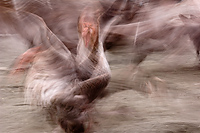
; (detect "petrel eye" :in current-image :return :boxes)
[65,106,74,112]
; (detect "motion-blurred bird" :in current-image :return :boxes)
[0,5,111,132]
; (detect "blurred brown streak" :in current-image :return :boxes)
[0,0,14,9]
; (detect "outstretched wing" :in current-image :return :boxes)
[0,6,74,73]
[0,7,78,108]
[12,0,90,54]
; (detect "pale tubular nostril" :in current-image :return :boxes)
[90,28,93,34]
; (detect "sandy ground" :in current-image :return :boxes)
[1,36,200,133]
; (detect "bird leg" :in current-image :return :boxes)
[11,46,42,74]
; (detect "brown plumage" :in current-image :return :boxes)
[0,5,111,132]
[23,6,111,132]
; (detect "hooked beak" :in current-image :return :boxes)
[82,30,91,47]
[82,26,96,49]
